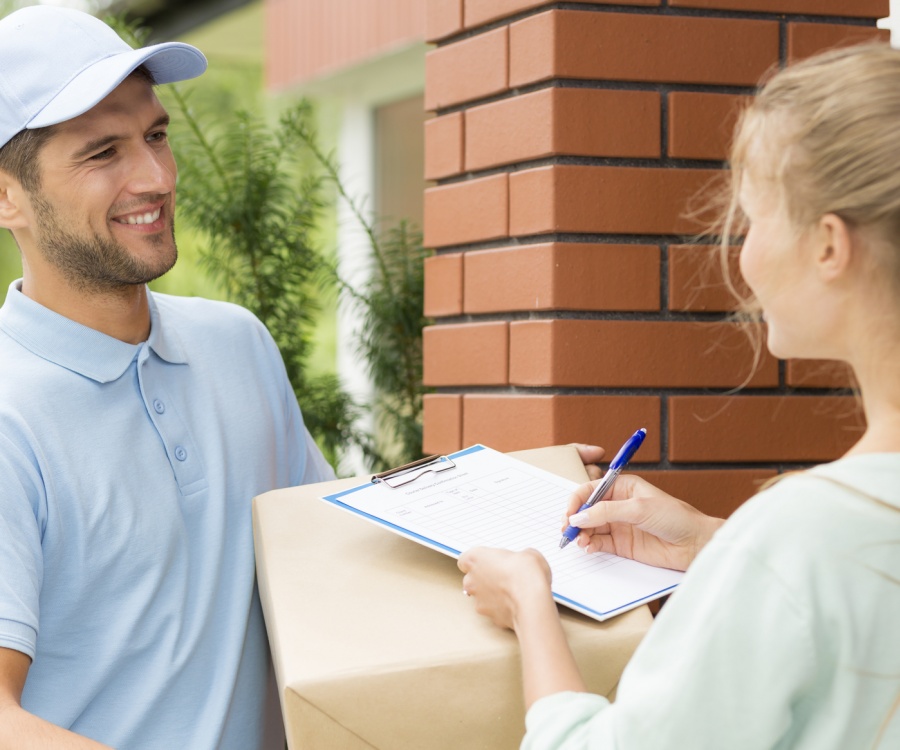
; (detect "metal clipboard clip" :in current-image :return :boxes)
[371,454,457,489]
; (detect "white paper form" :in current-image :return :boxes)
[322,445,683,621]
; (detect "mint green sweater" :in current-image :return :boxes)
[524,454,900,749]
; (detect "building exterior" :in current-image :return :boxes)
[265,0,892,514]
[266,1,428,453]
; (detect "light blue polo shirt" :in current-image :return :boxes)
[0,281,334,749]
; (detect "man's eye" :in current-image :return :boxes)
[148,131,168,144]
[89,148,115,161]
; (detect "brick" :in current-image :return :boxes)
[422,394,464,454]
[634,469,777,518]
[424,173,508,248]
[465,0,660,31]
[426,0,464,42]
[668,244,749,312]
[465,0,543,27]
[508,165,723,237]
[423,322,509,385]
[509,320,777,388]
[465,88,660,171]
[669,0,888,19]
[668,92,747,161]
[787,22,889,63]
[424,253,464,317]
[509,11,778,88]
[669,395,865,463]
[425,26,508,110]
[464,243,660,313]
[424,112,464,180]
[786,360,855,390]
[462,394,661,455]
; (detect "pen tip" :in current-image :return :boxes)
[559,538,570,550]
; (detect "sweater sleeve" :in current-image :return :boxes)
[524,692,610,749]
[522,529,818,750]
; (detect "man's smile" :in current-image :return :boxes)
[111,204,166,231]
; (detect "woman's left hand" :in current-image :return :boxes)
[459,547,587,707]
[571,443,605,481]
[458,547,553,631]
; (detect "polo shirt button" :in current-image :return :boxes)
[153,399,165,414]
[174,446,187,462]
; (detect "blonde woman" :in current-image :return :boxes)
[458,43,900,749]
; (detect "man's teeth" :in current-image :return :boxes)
[119,209,161,225]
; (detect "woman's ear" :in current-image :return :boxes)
[815,213,853,283]
[0,172,30,231]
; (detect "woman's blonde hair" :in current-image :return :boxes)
[720,43,900,308]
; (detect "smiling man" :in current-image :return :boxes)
[12,74,179,342]
[0,7,334,749]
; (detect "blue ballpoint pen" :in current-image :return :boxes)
[559,428,648,549]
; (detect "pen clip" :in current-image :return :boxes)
[372,455,457,489]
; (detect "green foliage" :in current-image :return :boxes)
[0,232,21,306]
[107,14,429,473]
[166,92,369,468]
[352,221,429,471]
[285,112,431,472]
[105,15,358,468]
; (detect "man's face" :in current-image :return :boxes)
[27,75,179,292]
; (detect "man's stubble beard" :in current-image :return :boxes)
[31,193,178,294]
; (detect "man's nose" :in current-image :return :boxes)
[127,144,176,195]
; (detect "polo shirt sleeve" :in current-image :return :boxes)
[522,530,817,749]
[297,423,337,484]
[251,318,336,486]
[0,431,45,659]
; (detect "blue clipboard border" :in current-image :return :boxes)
[320,444,677,620]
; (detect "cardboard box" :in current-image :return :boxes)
[253,445,653,749]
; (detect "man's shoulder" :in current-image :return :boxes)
[0,324,43,380]
[150,293,271,343]
[150,292,262,328]
[149,293,283,373]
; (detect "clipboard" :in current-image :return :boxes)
[371,453,457,488]
[252,444,655,749]
[322,444,683,622]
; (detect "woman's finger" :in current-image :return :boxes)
[569,497,646,529]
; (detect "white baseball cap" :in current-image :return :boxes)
[0,5,208,149]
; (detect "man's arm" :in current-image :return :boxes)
[0,648,112,750]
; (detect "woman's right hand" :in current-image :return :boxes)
[564,475,725,572]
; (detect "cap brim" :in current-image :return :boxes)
[28,42,207,129]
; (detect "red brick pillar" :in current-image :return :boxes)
[421,0,888,517]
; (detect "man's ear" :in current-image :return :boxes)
[815,213,853,283]
[0,172,30,231]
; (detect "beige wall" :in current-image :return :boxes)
[266,0,425,89]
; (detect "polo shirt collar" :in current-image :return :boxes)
[0,280,187,383]
[146,292,188,366]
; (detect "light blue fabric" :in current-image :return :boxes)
[524,455,900,749]
[0,280,335,749]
